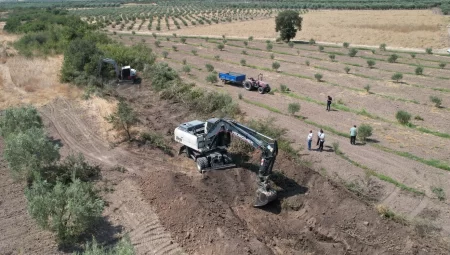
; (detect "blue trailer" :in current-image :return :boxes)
[218,72,246,85]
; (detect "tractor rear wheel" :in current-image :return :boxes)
[196,157,209,173]
[258,86,265,94]
[243,81,252,91]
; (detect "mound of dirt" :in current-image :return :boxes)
[140,152,448,255]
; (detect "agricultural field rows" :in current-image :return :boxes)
[114,33,450,205]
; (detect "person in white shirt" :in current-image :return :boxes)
[307,130,313,151]
[318,129,325,152]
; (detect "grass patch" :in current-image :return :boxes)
[140,131,173,155]
[241,99,282,114]
[373,144,450,171]
[376,204,408,225]
[431,187,446,201]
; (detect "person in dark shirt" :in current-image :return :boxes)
[326,96,332,111]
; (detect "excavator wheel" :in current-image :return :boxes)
[254,189,277,207]
[196,157,209,173]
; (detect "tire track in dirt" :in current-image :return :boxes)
[40,98,184,255]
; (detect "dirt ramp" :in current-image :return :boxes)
[140,153,448,255]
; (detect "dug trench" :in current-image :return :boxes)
[116,83,448,255]
[31,82,449,254]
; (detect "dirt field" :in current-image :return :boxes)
[173,10,449,49]
[2,15,450,254]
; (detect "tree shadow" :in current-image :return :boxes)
[47,136,63,148]
[59,216,124,253]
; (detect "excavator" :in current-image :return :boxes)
[174,118,278,207]
[98,58,141,84]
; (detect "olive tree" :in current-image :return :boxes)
[25,177,104,245]
[275,10,303,42]
[0,106,43,138]
[105,100,138,140]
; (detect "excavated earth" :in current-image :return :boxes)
[1,83,449,254]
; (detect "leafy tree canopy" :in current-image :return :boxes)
[275,10,303,42]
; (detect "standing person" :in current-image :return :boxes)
[318,129,325,152]
[316,129,321,146]
[350,125,357,145]
[307,130,313,151]
[326,96,332,111]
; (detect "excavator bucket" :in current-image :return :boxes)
[254,189,277,207]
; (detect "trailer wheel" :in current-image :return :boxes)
[244,81,252,91]
[196,157,209,173]
[258,86,265,94]
[266,85,271,93]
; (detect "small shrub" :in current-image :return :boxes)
[172,45,177,51]
[396,110,411,125]
[270,53,275,59]
[348,48,358,57]
[305,60,310,66]
[266,43,273,51]
[364,84,371,93]
[280,84,290,92]
[182,65,191,74]
[410,53,416,58]
[391,72,403,82]
[105,100,137,140]
[288,41,294,48]
[314,73,323,82]
[357,124,373,142]
[162,51,168,58]
[141,38,146,43]
[332,142,340,154]
[152,32,157,38]
[309,38,315,45]
[172,33,177,37]
[367,59,376,68]
[205,63,214,72]
[425,48,432,54]
[439,62,446,69]
[0,106,43,138]
[180,37,186,43]
[154,40,161,47]
[318,45,324,52]
[272,61,280,71]
[415,66,423,75]
[217,43,225,51]
[287,103,300,115]
[248,36,253,41]
[379,43,387,51]
[205,73,218,84]
[131,31,136,35]
[240,59,246,66]
[214,55,220,61]
[140,131,172,154]
[238,93,243,100]
[182,59,187,65]
[191,49,197,56]
[222,39,227,44]
[329,54,335,61]
[431,187,445,201]
[371,49,376,54]
[244,41,248,47]
[343,42,350,48]
[429,96,442,107]
[344,66,350,74]
[242,50,247,55]
[388,54,398,63]
[78,236,135,255]
[414,115,424,121]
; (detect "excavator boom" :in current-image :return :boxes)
[174,118,278,207]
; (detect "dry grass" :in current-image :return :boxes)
[79,96,118,141]
[176,10,447,48]
[0,55,82,109]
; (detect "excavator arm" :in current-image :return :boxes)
[98,58,120,79]
[203,118,278,207]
